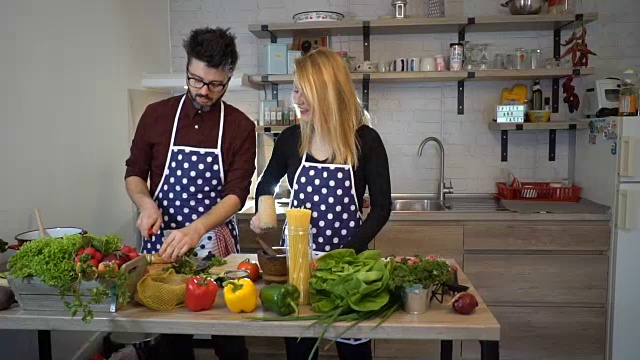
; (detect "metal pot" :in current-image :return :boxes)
[401,284,433,314]
[501,0,545,15]
[10,227,86,250]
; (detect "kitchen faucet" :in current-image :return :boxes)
[417,137,453,203]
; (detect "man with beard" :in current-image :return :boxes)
[124,27,255,360]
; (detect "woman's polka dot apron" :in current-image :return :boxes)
[141,95,239,258]
[281,153,367,345]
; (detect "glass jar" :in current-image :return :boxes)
[505,54,515,70]
[515,48,528,70]
[493,54,505,69]
[529,49,542,69]
[548,0,573,14]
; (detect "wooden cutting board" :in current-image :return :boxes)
[146,254,260,275]
[208,254,258,275]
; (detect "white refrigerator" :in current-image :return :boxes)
[574,116,640,360]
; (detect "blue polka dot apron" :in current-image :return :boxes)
[281,153,368,345]
[141,95,239,258]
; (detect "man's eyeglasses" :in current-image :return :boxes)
[186,73,230,93]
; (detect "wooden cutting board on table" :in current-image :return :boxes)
[208,254,259,275]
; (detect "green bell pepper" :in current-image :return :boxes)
[259,284,300,316]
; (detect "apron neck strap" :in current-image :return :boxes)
[169,95,187,147]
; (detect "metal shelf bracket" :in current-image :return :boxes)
[362,74,370,111]
[501,130,508,162]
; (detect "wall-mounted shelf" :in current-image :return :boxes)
[489,120,589,131]
[142,73,248,91]
[249,14,598,165]
[245,71,468,88]
[245,68,592,88]
[489,120,588,162]
[248,13,597,38]
[471,67,594,81]
[469,13,598,32]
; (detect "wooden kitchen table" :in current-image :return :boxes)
[0,255,500,360]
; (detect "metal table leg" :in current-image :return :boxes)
[38,330,52,360]
[480,340,499,360]
[440,340,453,360]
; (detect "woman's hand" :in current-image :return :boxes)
[250,214,263,234]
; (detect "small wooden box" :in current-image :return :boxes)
[8,255,147,313]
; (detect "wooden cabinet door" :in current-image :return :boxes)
[464,222,610,252]
[461,306,606,360]
[463,254,608,306]
[374,223,464,265]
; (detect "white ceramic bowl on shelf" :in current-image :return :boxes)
[292,11,344,23]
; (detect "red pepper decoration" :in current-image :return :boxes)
[563,76,580,113]
[185,276,218,312]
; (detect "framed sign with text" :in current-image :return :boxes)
[496,105,526,123]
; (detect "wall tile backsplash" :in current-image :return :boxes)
[170,0,640,195]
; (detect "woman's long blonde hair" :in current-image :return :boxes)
[293,48,366,167]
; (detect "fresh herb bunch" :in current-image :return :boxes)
[164,249,228,275]
[8,233,132,323]
[389,256,454,290]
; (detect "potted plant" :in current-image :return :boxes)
[389,255,454,314]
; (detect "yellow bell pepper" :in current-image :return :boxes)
[223,278,258,313]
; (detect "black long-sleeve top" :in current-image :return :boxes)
[255,124,392,252]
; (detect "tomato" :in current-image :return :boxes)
[98,261,119,274]
[395,256,419,265]
[237,258,260,282]
[83,247,97,257]
[92,251,103,262]
[77,248,85,256]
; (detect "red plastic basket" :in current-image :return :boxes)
[495,182,582,202]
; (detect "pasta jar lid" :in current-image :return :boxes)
[224,269,251,280]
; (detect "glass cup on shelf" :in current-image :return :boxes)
[493,54,505,70]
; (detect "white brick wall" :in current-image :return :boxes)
[170,0,640,194]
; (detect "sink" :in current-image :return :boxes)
[391,200,447,212]
[388,194,509,212]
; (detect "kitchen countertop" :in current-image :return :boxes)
[238,194,611,222]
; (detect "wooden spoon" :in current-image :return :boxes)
[34,208,52,238]
[254,236,278,256]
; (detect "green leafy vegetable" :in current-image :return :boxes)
[8,233,132,323]
[249,248,399,359]
[388,256,454,290]
[164,249,227,275]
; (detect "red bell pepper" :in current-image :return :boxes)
[185,276,218,312]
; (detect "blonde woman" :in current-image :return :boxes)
[251,48,392,360]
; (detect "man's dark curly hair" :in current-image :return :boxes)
[183,27,238,72]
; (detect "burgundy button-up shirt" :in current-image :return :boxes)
[125,94,256,207]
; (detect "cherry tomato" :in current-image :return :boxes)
[237,258,260,282]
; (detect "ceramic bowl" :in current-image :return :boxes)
[257,247,288,277]
[527,110,551,123]
[293,11,344,23]
[11,227,86,250]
